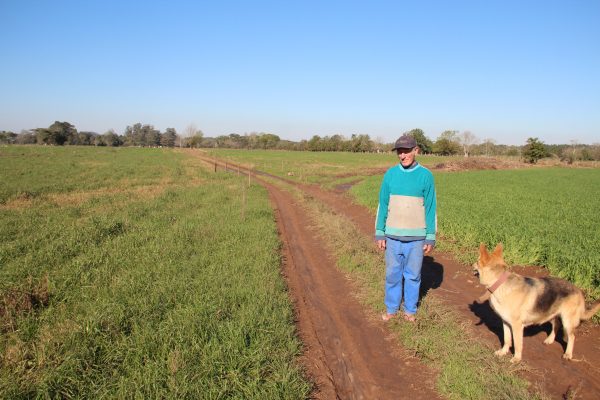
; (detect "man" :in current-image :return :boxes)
[376,134,437,322]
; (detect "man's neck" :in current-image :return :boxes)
[401,161,417,169]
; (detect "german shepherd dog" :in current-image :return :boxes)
[473,243,600,362]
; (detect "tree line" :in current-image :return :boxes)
[0,122,186,148]
[1,122,599,163]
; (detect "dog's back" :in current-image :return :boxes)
[501,276,586,327]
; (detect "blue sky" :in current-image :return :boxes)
[1,1,598,145]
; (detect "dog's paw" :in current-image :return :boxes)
[562,353,572,360]
[543,337,555,345]
[494,348,509,357]
[510,356,521,363]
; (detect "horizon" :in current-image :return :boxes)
[1,1,599,146]
[8,122,597,147]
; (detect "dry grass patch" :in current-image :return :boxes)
[433,157,529,172]
[2,335,27,369]
[79,160,109,168]
[1,177,208,211]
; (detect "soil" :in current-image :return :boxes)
[431,157,529,172]
[194,152,600,400]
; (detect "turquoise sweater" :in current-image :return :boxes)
[375,162,436,244]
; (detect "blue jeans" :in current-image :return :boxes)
[384,238,424,315]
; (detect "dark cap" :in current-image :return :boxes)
[392,134,417,150]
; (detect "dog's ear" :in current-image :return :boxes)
[479,243,490,263]
[492,243,504,259]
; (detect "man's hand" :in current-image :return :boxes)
[423,244,433,255]
[377,239,386,251]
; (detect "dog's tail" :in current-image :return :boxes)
[581,300,600,320]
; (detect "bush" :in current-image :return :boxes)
[522,137,547,164]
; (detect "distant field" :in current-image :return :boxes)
[202,148,456,187]
[0,146,310,398]
[353,168,600,298]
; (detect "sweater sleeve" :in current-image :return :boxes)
[423,172,437,243]
[375,173,390,239]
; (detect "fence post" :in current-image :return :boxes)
[241,183,246,221]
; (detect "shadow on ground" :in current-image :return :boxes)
[420,256,444,298]
[468,301,567,351]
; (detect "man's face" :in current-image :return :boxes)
[396,147,418,167]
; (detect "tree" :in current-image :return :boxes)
[257,133,280,149]
[522,137,548,164]
[103,129,121,147]
[50,121,77,145]
[224,133,248,149]
[161,128,177,147]
[0,131,17,144]
[349,134,373,152]
[405,129,433,154]
[565,139,579,164]
[122,123,161,147]
[141,125,160,147]
[15,130,36,144]
[245,132,259,149]
[307,135,322,151]
[433,130,461,155]
[372,136,385,152]
[35,121,77,145]
[188,133,204,148]
[94,135,106,146]
[77,131,96,145]
[481,138,496,156]
[123,123,143,146]
[182,124,201,148]
[458,130,478,157]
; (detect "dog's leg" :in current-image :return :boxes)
[510,321,523,363]
[494,321,512,357]
[562,318,576,360]
[543,318,558,345]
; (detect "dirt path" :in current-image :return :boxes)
[195,153,600,399]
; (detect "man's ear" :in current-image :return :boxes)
[414,146,420,155]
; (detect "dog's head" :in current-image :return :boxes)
[472,243,505,280]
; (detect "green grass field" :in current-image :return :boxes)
[0,146,310,398]
[352,167,600,298]
[7,146,595,398]
[0,146,183,204]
